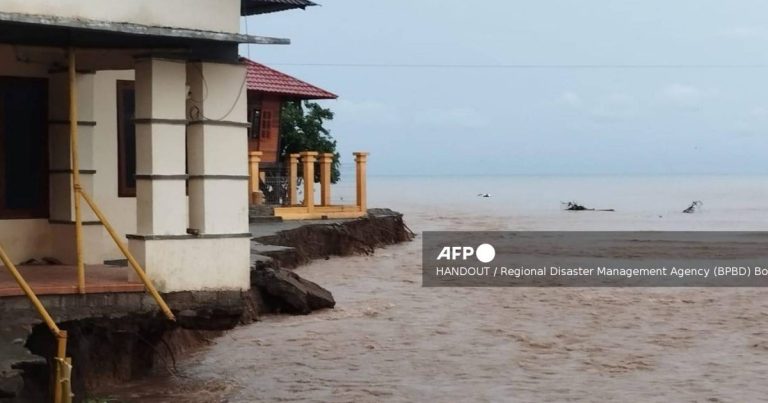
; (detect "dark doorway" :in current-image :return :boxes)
[0,77,48,219]
[116,80,136,197]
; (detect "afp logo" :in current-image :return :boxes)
[436,243,496,263]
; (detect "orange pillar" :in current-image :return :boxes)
[287,153,299,205]
[300,151,318,212]
[248,151,262,205]
[354,152,369,212]
[319,153,333,206]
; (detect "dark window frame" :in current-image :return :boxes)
[0,76,49,220]
[116,80,136,197]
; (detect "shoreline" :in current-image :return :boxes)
[0,209,413,402]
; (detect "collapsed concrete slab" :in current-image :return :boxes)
[251,264,335,315]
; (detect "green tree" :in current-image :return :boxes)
[279,100,340,183]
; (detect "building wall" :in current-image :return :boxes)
[0,48,139,264]
[0,48,250,292]
[91,70,137,262]
[1,0,241,34]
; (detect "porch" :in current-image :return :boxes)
[0,264,142,297]
[249,151,369,220]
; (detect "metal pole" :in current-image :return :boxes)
[0,245,62,335]
[68,48,85,294]
[53,331,68,403]
[78,189,175,321]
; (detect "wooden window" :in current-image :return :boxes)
[260,110,273,139]
[116,80,136,197]
[249,108,261,139]
[0,77,48,219]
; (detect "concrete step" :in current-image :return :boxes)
[249,205,281,224]
[249,205,276,216]
[250,216,283,224]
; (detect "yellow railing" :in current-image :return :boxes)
[249,151,369,220]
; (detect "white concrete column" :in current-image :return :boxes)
[133,58,188,236]
[48,70,102,264]
[186,61,249,235]
[124,60,253,293]
[48,71,97,223]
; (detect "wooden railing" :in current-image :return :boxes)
[248,151,369,220]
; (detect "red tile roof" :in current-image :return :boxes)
[242,58,337,100]
[242,0,317,16]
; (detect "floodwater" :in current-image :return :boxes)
[104,175,768,402]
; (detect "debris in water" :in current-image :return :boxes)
[682,200,703,214]
[562,201,615,212]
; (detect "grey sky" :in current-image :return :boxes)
[242,1,768,176]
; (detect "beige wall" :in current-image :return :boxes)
[1,0,241,33]
[92,70,137,261]
[0,53,136,264]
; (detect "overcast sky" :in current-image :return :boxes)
[242,0,768,176]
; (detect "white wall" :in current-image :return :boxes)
[1,0,241,33]
[129,238,251,292]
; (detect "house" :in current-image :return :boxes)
[243,58,337,168]
[0,0,317,297]
[240,59,369,220]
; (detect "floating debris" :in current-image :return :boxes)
[682,200,703,214]
[562,201,615,212]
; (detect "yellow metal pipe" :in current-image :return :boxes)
[78,189,175,321]
[68,48,85,294]
[53,331,67,403]
[0,245,62,336]
[62,357,72,403]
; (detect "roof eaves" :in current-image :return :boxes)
[0,12,290,45]
[242,57,338,100]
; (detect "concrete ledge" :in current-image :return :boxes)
[48,219,102,225]
[133,118,188,125]
[48,120,97,126]
[127,233,253,240]
[188,175,249,180]
[274,205,366,220]
[188,120,251,128]
[135,174,189,180]
[49,169,97,174]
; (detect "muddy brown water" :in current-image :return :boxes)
[98,208,768,402]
